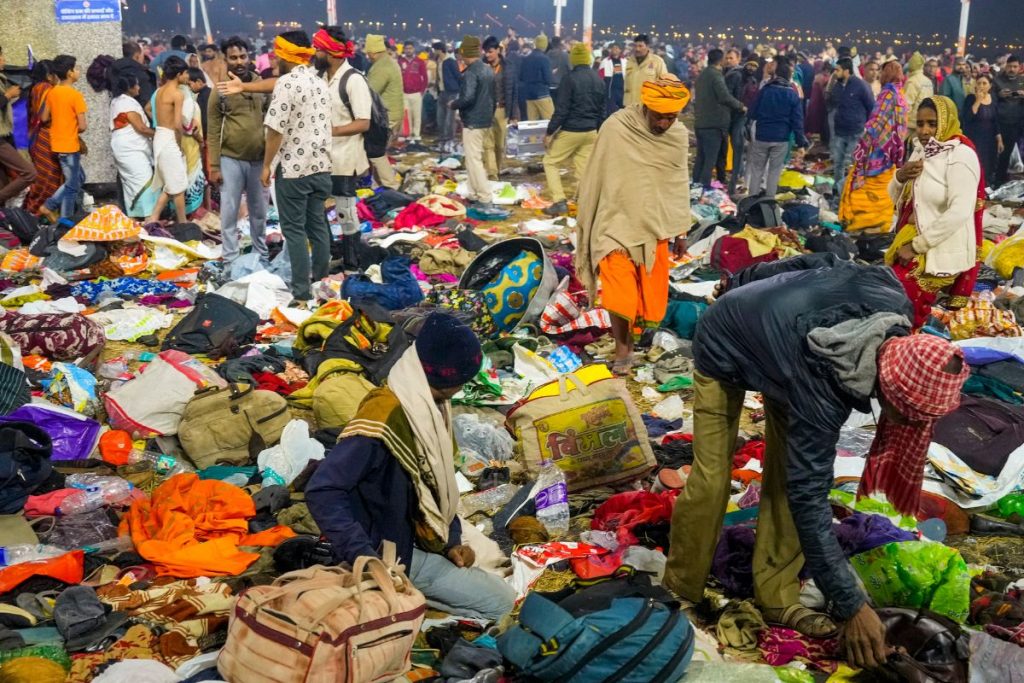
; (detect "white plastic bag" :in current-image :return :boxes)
[257,420,326,486]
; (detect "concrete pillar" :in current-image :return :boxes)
[0,1,122,185]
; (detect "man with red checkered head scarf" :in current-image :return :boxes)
[661,254,968,670]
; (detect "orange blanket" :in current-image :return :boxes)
[120,474,295,577]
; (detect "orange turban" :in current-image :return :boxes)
[641,76,691,114]
[273,35,315,65]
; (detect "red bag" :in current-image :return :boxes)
[0,311,105,362]
[710,236,778,275]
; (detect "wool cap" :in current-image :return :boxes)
[460,35,481,59]
[535,33,549,51]
[416,312,482,389]
[365,34,386,54]
[570,43,591,67]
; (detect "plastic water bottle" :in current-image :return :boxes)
[58,475,134,515]
[127,450,194,477]
[0,544,67,567]
[533,461,570,537]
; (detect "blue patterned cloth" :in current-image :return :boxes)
[71,277,180,303]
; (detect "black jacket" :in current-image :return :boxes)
[107,57,157,108]
[693,254,913,621]
[453,58,496,130]
[694,65,745,130]
[492,56,520,120]
[547,65,606,135]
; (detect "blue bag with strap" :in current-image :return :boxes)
[498,592,694,683]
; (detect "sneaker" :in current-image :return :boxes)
[543,200,568,216]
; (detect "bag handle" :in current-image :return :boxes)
[556,372,589,402]
[302,577,384,625]
[301,556,406,625]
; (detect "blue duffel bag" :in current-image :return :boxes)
[498,592,695,682]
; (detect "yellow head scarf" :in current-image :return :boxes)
[640,75,691,114]
[923,95,963,142]
[273,35,315,65]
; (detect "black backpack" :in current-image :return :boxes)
[338,69,391,159]
[736,195,784,228]
[0,207,39,246]
[0,422,53,515]
[310,304,412,384]
[162,293,260,356]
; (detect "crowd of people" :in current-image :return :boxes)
[0,19,1023,680]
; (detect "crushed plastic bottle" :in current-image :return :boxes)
[58,475,134,515]
[126,450,194,478]
[0,544,67,566]
[533,461,570,538]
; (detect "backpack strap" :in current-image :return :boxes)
[338,68,359,120]
[499,593,578,669]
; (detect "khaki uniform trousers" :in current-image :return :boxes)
[462,127,491,203]
[526,96,554,121]
[402,92,424,140]
[663,370,803,610]
[542,130,597,203]
[483,106,509,180]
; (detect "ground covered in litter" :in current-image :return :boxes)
[1,131,1024,682]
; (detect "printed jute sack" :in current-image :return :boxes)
[506,366,656,491]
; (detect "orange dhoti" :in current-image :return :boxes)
[598,240,670,328]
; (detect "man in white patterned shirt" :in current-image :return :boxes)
[261,30,332,301]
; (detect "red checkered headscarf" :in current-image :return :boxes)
[858,335,969,515]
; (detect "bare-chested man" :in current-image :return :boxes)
[146,55,191,224]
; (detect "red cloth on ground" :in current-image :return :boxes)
[758,625,842,672]
[591,490,680,547]
[24,489,77,516]
[356,200,375,222]
[393,203,447,230]
[733,438,765,468]
[251,371,302,396]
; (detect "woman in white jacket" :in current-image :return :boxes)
[885,95,983,327]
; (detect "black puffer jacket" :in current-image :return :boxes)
[693,253,913,620]
[547,65,606,135]
[453,59,496,130]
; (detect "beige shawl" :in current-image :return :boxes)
[574,105,691,300]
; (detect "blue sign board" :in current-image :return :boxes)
[55,0,122,24]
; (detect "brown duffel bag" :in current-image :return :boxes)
[218,542,426,683]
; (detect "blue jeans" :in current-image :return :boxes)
[830,133,860,204]
[45,152,85,218]
[219,157,268,264]
[409,548,515,621]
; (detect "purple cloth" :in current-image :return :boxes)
[960,345,1024,366]
[711,525,756,597]
[833,512,916,557]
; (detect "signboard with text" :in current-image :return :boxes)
[55,0,122,24]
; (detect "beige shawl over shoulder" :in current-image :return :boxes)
[574,105,691,300]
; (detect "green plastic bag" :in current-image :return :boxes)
[850,541,971,623]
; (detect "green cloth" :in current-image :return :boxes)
[368,54,405,126]
[660,300,708,340]
[850,541,971,623]
[963,373,1022,404]
[658,376,693,392]
[206,81,267,169]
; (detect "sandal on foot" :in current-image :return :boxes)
[610,358,634,377]
[763,605,839,639]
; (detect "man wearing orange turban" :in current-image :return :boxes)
[574,73,692,375]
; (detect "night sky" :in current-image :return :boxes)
[124,0,1023,47]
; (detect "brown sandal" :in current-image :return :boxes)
[763,604,839,639]
[610,358,634,377]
